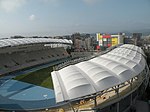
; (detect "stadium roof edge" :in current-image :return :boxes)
[0,38,72,48]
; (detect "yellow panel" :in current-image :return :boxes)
[111,37,118,46]
[98,33,102,40]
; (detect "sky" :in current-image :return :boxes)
[0,0,150,38]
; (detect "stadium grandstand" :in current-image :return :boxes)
[51,44,150,112]
[0,38,72,75]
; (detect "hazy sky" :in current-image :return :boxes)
[0,0,150,38]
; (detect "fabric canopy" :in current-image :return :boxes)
[52,44,146,103]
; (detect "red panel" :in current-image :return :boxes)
[102,35,111,38]
[107,43,111,47]
[96,45,100,50]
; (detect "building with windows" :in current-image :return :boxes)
[96,33,125,50]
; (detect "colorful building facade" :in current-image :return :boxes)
[96,33,124,50]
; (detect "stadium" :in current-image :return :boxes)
[0,37,73,110]
[0,38,149,112]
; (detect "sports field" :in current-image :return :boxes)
[13,66,54,89]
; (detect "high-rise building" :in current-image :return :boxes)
[71,33,94,51]
[132,33,142,45]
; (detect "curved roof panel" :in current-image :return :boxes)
[51,44,147,103]
[101,54,143,74]
[119,44,145,56]
[0,38,72,48]
[53,65,96,102]
[76,61,121,91]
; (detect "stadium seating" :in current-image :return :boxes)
[0,47,69,75]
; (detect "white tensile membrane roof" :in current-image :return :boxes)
[51,44,146,103]
[0,38,72,48]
